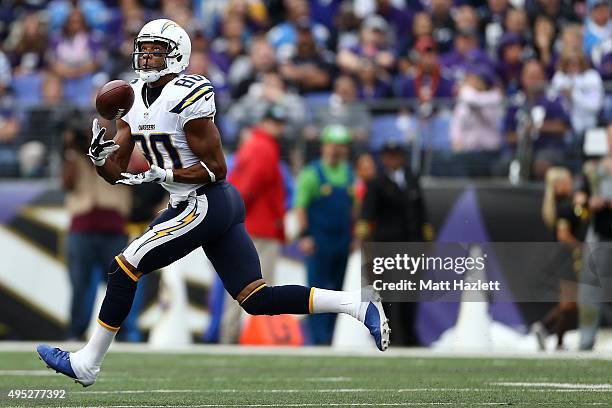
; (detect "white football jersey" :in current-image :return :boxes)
[122,74,216,200]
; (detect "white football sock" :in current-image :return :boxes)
[70,322,116,381]
[311,288,368,322]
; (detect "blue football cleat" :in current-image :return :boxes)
[363,293,390,351]
[36,344,93,387]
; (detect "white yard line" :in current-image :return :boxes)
[5,404,586,408]
[493,382,612,389]
[0,369,55,376]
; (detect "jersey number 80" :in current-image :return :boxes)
[132,133,182,169]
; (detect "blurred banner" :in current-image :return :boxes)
[0,179,601,341]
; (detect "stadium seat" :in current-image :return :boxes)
[12,73,43,111]
[303,91,331,120]
[216,115,239,147]
[63,75,95,108]
[369,114,409,151]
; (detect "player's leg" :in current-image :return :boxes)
[202,184,389,350]
[38,197,209,385]
[218,238,280,343]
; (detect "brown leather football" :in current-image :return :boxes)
[95,80,135,120]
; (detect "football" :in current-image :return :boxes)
[95,79,135,120]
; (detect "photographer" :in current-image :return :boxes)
[62,118,131,340]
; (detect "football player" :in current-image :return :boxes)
[37,19,389,387]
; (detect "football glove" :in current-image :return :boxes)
[88,119,119,166]
[116,164,173,185]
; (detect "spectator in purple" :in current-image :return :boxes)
[373,0,414,56]
[526,0,580,29]
[503,60,571,179]
[210,14,247,74]
[440,28,494,83]
[496,32,526,95]
[337,15,396,75]
[48,8,104,108]
[412,11,434,43]
[455,5,480,34]
[107,2,147,80]
[0,1,46,42]
[430,0,456,54]
[532,15,557,77]
[506,7,527,31]
[356,58,393,100]
[5,12,48,75]
[583,0,612,58]
[479,0,510,54]
[279,20,334,94]
[187,50,229,108]
[396,36,455,105]
[403,11,434,66]
[328,2,361,52]
[592,37,612,82]
[504,8,530,43]
[228,35,277,99]
[267,0,329,62]
[309,0,343,32]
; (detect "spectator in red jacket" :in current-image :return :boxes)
[220,104,287,343]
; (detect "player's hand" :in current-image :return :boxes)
[88,119,119,166]
[116,164,168,185]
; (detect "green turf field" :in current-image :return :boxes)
[0,350,611,407]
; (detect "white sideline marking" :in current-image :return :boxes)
[10,405,537,408]
[79,388,487,395]
[0,369,55,376]
[78,387,612,396]
[18,403,608,408]
[494,382,612,389]
[3,341,612,360]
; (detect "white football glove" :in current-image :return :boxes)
[88,119,120,166]
[116,164,173,185]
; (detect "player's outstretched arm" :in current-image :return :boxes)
[92,118,135,184]
[173,117,227,184]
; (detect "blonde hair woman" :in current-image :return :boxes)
[542,166,573,231]
[551,49,604,135]
[534,166,579,351]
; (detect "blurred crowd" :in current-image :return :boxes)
[0,0,611,179]
[2,0,611,347]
